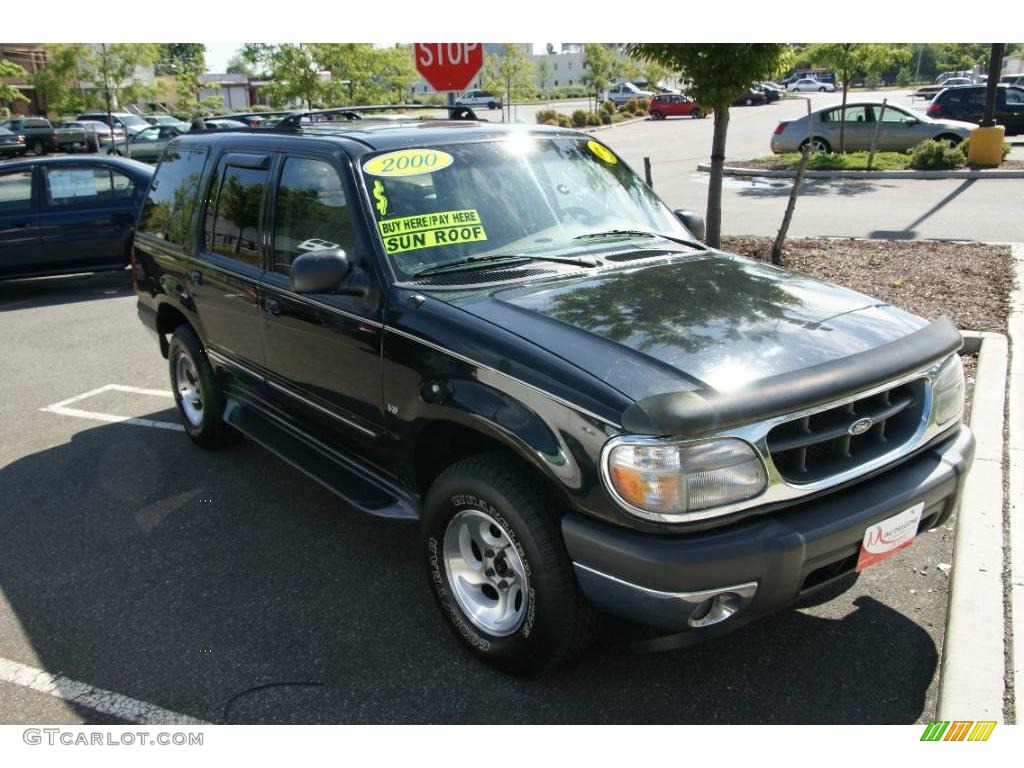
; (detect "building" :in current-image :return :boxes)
[199,73,252,110]
[0,43,48,116]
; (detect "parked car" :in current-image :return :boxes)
[787,78,837,93]
[76,111,152,137]
[0,126,27,157]
[455,90,503,110]
[144,115,192,131]
[0,117,57,155]
[648,93,706,120]
[201,118,250,131]
[0,155,153,280]
[52,122,90,153]
[927,84,1024,134]
[131,117,972,674]
[754,83,782,103]
[731,89,768,106]
[772,102,976,153]
[604,82,655,105]
[999,74,1024,88]
[58,120,123,152]
[103,124,188,162]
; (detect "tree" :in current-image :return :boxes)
[0,59,31,108]
[226,53,255,78]
[259,44,324,110]
[627,44,789,248]
[32,44,95,114]
[798,44,911,152]
[494,44,534,121]
[90,43,160,111]
[583,44,618,111]
[155,44,205,77]
[535,58,552,91]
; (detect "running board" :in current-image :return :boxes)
[223,400,419,521]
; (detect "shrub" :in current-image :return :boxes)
[586,113,601,126]
[571,109,588,127]
[636,97,650,112]
[535,108,558,125]
[556,114,572,128]
[624,98,639,113]
[600,111,612,125]
[602,99,617,114]
[908,139,965,170]
[543,119,558,126]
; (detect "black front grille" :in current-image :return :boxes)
[603,249,675,263]
[767,379,927,484]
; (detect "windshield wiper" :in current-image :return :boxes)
[573,229,707,250]
[413,252,601,278]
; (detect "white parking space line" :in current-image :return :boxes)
[0,656,207,725]
[40,384,184,432]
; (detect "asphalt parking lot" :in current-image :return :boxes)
[0,269,960,724]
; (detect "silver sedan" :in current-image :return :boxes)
[102,124,186,162]
[770,102,977,153]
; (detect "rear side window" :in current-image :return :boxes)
[0,170,33,213]
[203,161,268,266]
[43,166,134,207]
[137,147,209,246]
[272,157,353,274]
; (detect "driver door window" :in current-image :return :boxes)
[272,157,354,274]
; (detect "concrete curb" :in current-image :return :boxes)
[586,116,649,133]
[696,163,1024,180]
[937,331,1008,721]
[1009,244,1024,724]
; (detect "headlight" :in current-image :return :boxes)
[603,437,767,521]
[933,353,965,426]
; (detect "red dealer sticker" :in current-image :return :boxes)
[856,502,924,572]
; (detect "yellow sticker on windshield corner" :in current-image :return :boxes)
[363,149,454,177]
[378,209,487,254]
[587,140,618,165]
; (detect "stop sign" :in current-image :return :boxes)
[414,43,484,92]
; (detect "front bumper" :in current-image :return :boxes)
[564,425,974,640]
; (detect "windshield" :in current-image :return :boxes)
[360,135,690,277]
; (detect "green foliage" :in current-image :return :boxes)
[586,113,601,126]
[155,44,205,77]
[543,119,558,126]
[571,109,588,127]
[624,97,639,113]
[602,98,617,114]
[636,97,650,112]
[600,111,612,125]
[535,108,558,125]
[752,151,914,171]
[556,114,572,128]
[582,44,617,101]
[909,139,966,170]
[535,58,552,89]
[91,43,161,110]
[0,59,30,105]
[32,44,95,113]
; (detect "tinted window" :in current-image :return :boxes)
[44,166,133,207]
[0,170,33,213]
[272,157,353,274]
[137,147,209,246]
[203,162,267,266]
[1005,89,1024,105]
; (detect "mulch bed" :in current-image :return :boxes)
[720,236,1013,333]
[728,159,1024,171]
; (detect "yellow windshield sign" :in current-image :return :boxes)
[378,209,487,254]
[587,140,618,165]
[363,149,454,177]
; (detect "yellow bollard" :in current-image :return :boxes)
[967,125,1005,166]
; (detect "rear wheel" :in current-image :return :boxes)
[651,110,664,120]
[488,101,499,110]
[31,140,46,156]
[935,133,962,148]
[168,325,238,448]
[818,86,826,92]
[800,136,832,153]
[691,108,702,119]
[422,453,597,675]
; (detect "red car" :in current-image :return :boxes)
[648,93,707,120]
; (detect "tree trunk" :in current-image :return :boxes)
[839,72,850,153]
[705,104,730,248]
[771,143,812,265]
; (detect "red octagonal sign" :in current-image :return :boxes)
[414,43,483,92]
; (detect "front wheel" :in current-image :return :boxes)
[691,108,702,119]
[488,101,499,110]
[422,453,597,675]
[818,86,826,92]
[935,133,962,148]
[168,325,238,448]
[31,140,46,156]
[650,110,664,120]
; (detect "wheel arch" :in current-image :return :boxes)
[155,301,197,358]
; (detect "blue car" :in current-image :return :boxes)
[0,155,154,281]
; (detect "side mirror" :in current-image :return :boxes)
[674,209,705,241]
[291,249,352,294]
[904,117,919,126]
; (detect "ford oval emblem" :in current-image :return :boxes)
[848,417,874,436]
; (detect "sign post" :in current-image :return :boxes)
[413,43,484,95]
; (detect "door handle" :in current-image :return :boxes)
[264,297,282,316]
[189,270,203,285]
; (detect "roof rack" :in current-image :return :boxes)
[275,104,481,129]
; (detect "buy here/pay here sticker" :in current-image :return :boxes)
[378,209,488,255]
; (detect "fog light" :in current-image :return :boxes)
[687,592,744,628]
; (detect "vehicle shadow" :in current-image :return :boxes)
[735,179,889,199]
[0,415,938,725]
[0,270,132,312]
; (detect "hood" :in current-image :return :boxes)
[933,117,978,133]
[455,252,928,403]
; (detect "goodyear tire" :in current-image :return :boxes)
[168,324,238,448]
[422,453,597,675]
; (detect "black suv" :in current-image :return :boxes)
[927,84,1024,134]
[133,109,974,674]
